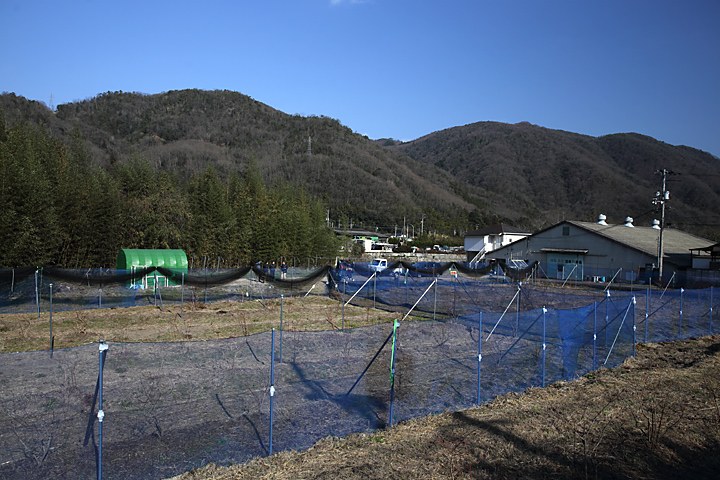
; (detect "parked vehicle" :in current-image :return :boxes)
[368,258,403,275]
[368,258,389,272]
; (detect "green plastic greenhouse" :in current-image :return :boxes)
[116,249,188,288]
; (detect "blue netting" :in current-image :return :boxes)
[1,263,718,479]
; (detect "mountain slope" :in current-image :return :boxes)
[3,91,719,240]
[1,90,479,233]
[391,121,720,238]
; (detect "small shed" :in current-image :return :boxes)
[116,249,189,288]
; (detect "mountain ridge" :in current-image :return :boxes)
[389,120,720,237]
[2,89,719,240]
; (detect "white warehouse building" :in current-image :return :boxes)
[464,224,532,263]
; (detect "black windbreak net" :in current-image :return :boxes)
[0,262,535,314]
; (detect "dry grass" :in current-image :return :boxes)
[0,295,400,354]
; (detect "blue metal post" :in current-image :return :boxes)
[98,340,108,480]
[433,277,437,321]
[279,295,284,363]
[180,273,184,319]
[516,282,521,334]
[342,279,346,330]
[645,287,650,343]
[269,329,275,456]
[35,269,40,320]
[632,296,636,358]
[605,290,610,346]
[453,274,457,318]
[678,288,684,339]
[542,307,547,387]
[592,302,597,371]
[477,312,482,405]
[49,283,54,357]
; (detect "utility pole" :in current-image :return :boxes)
[653,169,672,285]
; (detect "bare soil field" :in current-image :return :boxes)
[167,335,720,480]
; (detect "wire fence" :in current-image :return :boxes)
[0,262,716,479]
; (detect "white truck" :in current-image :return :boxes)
[368,258,403,275]
[368,258,389,272]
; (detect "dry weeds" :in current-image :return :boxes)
[0,295,400,354]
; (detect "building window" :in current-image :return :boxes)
[562,226,570,236]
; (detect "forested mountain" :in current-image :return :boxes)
[2,89,719,269]
[391,121,720,239]
[0,90,477,234]
[0,93,343,268]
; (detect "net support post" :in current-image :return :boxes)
[632,296,637,358]
[592,302,597,371]
[388,319,399,427]
[35,269,40,320]
[269,328,275,456]
[645,287,650,343]
[98,340,109,480]
[342,279,346,330]
[279,295,284,363]
[678,288,684,340]
[477,312,482,405]
[516,282,521,334]
[49,283,54,357]
[542,307,547,388]
[605,290,610,346]
[433,277,437,321]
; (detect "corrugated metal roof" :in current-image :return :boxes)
[466,224,531,237]
[567,221,714,259]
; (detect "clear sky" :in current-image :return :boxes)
[2,0,719,157]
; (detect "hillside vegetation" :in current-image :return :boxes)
[1,91,477,235]
[2,89,719,269]
[392,122,720,238]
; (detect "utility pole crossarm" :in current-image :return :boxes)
[653,169,674,285]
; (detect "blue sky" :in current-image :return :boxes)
[2,0,719,157]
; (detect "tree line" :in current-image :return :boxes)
[0,115,340,269]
